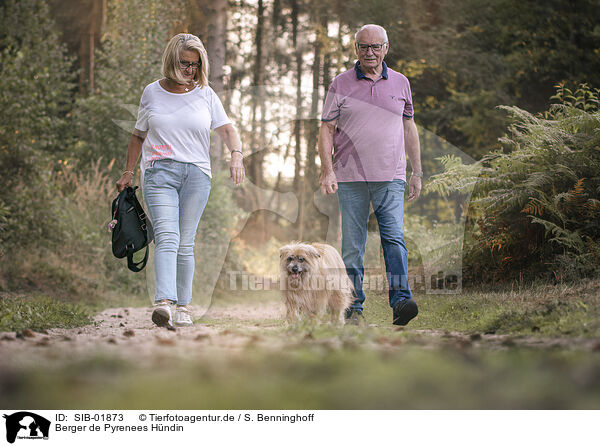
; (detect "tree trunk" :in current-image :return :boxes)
[291,0,303,192]
[322,15,331,100]
[247,0,267,243]
[291,0,305,239]
[248,0,266,189]
[189,0,228,161]
[204,0,227,94]
[306,13,325,187]
[48,0,104,95]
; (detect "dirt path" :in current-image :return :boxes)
[1,299,599,372]
[0,300,286,369]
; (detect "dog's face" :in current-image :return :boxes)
[279,243,321,288]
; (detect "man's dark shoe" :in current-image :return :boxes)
[393,299,418,326]
[345,309,365,326]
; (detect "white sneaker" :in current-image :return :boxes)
[152,301,173,328]
[174,306,193,327]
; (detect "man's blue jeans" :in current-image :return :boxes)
[337,179,412,313]
[143,160,211,306]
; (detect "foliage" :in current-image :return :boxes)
[402,0,600,159]
[0,202,8,255]
[404,214,464,276]
[3,0,600,297]
[231,236,281,277]
[0,0,244,305]
[549,82,600,113]
[0,159,147,302]
[52,159,150,297]
[73,0,184,169]
[0,170,66,250]
[0,0,76,252]
[0,159,244,306]
[0,295,91,332]
[427,84,600,282]
[0,0,76,172]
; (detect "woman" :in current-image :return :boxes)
[116,33,244,327]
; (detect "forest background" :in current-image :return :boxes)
[1,0,599,308]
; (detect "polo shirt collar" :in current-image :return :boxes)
[355,61,388,80]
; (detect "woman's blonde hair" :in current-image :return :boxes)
[162,33,210,86]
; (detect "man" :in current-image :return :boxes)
[318,24,422,326]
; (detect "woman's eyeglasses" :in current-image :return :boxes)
[179,61,200,70]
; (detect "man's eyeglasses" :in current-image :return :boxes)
[180,61,200,70]
[357,42,387,53]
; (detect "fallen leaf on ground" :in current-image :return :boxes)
[16,329,35,339]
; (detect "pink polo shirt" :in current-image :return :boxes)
[321,61,414,182]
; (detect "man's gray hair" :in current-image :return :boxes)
[354,24,388,43]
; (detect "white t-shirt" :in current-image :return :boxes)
[134,80,231,178]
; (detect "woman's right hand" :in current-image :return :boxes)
[116,172,133,192]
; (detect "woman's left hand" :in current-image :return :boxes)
[230,152,245,186]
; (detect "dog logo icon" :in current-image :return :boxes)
[3,412,50,443]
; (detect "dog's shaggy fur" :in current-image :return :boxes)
[279,242,354,324]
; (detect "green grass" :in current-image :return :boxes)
[0,294,92,332]
[2,281,600,409]
[362,278,600,337]
[3,278,599,337]
[4,345,600,409]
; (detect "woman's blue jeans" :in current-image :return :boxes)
[143,160,211,306]
[337,179,412,313]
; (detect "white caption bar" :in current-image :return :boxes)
[0,410,596,445]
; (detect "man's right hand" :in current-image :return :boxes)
[319,170,338,195]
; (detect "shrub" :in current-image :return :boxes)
[0,0,76,253]
[427,84,600,282]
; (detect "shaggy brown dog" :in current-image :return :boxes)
[279,242,354,323]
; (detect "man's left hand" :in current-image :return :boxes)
[407,175,421,202]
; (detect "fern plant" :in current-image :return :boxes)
[426,83,600,282]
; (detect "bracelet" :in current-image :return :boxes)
[231,150,243,155]
[412,171,423,178]
[122,170,134,176]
